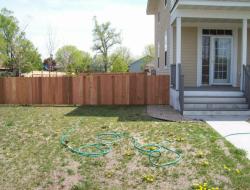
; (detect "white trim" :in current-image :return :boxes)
[242,19,248,66]
[241,19,248,90]
[179,1,250,8]
[182,22,243,28]
[198,28,237,87]
[170,25,174,66]
[172,9,250,23]
[197,27,202,87]
[176,17,182,64]
[233,29,238,87]
[210,36,233,85]
[176,17,182,90]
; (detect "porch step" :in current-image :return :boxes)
[184,91,244,97]
[184,96,246,104]
[181,89,250,116]
[184,103,249,110]
[183,110,250,116]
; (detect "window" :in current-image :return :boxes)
[158,43,160,58]
[202,29,232,36]
[157,42,160,68]
[165,51,167,67]
[157,12,160,23]
[165,30,168,67]
[165,0,168,7]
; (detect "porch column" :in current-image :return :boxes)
[241,19,248,90]
[176,17,182,90]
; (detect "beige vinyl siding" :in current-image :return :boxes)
[182,27,198,87]
[154,0,170,74]
[173,27,198,87]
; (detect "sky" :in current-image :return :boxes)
[0,0,154,59]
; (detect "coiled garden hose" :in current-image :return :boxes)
[61,130,182,168]
[61,126,250,168]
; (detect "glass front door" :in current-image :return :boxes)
[211,37,232,84]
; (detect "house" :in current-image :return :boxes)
[147,0,250,117]
[129,56,153,73]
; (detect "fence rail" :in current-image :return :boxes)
[0,73,169,105]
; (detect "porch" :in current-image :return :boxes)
[168,18,250,115]
[170,63,250,116]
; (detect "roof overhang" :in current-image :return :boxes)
[146,0,159,15]
[177,0,250,11]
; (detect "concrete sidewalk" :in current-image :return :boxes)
[206,120,250,159]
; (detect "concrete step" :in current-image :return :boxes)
[184,91,244,97]
[183,110,250,116]
[184,96,246,104]
[184,103,249,110]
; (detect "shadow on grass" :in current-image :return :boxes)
[65,106,163,122]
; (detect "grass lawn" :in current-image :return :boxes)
[0,106,249,190]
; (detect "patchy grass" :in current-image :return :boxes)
[0,106,249,190]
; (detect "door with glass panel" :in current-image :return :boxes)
[211,37,232,84]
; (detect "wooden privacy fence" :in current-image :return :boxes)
[0,73,169,105]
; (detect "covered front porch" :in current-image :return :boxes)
[169,17,250,115]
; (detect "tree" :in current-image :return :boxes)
[0,8,19,68]
[89,54,105,72]
[14,35,42,73]
[110,47,132,72]
[143,44,155,58]
[111,56,128,72]
[56,45,92,74]
[0,8,42,75]
[92,17,121,72]
[46,26,57,57]
[0,34,7,67]
[141,44,155,70]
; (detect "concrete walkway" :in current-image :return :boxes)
[147,105,190,121]
[206,119,250,159]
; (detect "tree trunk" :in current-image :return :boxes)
[104,63,107,72]
[103,54,108,72]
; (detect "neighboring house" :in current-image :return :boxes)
[0,67,13,76]
[129,56,152,73]
[147,0,250,117]
[21,71,66,77]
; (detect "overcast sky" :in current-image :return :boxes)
[0,0,154,58]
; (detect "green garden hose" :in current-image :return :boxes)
[61,130,182,168]
[224,132,250,138]
[61,126,250,168]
